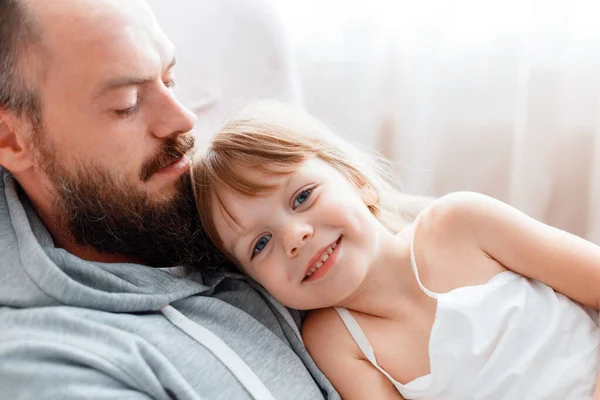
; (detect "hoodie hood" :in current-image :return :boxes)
[0,167,214,311]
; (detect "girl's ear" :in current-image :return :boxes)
[360,183,378,207]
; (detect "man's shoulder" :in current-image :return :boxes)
[0,305,147,372]
[0,305,134,338]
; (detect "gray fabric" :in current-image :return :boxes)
[0,167,340,400]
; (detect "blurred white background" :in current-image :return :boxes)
[149,0,600,243]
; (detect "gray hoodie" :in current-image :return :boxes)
[0,167,340,400]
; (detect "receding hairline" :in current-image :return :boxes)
[0,0,49,116]
[27,0,168,73]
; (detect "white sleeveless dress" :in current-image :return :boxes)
[335,224,600,399]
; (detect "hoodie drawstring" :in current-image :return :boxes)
[160,305,276,400]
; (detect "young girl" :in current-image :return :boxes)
[192,102,600,399]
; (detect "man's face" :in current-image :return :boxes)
[25,0,202,266]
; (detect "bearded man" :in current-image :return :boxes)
[0,0,339,398]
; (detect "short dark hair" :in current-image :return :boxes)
[0,0,43,128]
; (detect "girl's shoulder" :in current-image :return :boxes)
[412,191,485,248]
[411,192,508,293]
[415,191,492,226]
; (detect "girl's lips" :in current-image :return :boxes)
[303,236,342,283]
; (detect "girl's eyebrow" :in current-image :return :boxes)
[281,171,297,194]
[231,226,252,258]
[226,172,299,257]
[231,237,246,261]
[214,191,251,256]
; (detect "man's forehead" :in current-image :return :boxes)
[32,0,173,83]
[31,0,153,32]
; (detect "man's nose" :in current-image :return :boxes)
[151,88,198,139]
[283,222,314,258]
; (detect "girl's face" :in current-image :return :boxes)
[210,157,389,310]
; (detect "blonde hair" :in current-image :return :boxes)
[192,101,428,260]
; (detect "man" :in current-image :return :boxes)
[0,0,338,398]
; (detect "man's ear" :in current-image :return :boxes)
[0,109,34,172]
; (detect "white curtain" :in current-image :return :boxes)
[148,0,600,243]
[273,0,600,242]
[146,0,302,148]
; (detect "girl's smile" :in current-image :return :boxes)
[209,156,390,310]
[303,236,342,282]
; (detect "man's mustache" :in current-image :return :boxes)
[140,134,195,182]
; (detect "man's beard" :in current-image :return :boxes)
[39,134,213,268]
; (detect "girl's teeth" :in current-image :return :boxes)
[305,239,340,278]
[306,262,323,278]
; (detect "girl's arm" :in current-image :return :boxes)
[439,191,600,309]
[302,308,405,400]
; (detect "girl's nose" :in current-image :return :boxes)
[284,223,313,257]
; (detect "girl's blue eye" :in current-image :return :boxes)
[293,189,312,209]
[253,234,272,256]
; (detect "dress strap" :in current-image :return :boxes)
[409,210,439,299]
[334,307,404,385]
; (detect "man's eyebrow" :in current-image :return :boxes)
[93,56,177,98]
